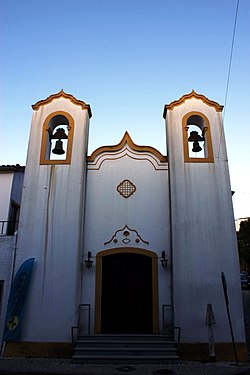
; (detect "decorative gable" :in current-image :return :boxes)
[87,132,167,170]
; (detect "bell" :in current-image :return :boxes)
[188,131,204,142]
[52,139,65,155]
[51,128,68,139]
[192,140,202,153]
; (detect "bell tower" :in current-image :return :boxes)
[13,91,92,349]
[163,91,247,359]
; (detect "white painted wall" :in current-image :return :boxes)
[83,146,171,333]
[166,97,245,343]
[14,97,90,342]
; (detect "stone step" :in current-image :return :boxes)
[77,334,174,341]
[73,347,177,356]
[71,354,179,363]
[75,339,175,348]
[72,334,179,363]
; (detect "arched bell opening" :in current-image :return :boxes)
[94,248,159,334]
[187,115,205,158]
[182,112,214,163]
[40,111,74,165]
[50,122,68,159]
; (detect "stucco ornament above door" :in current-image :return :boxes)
[104,225,149,246]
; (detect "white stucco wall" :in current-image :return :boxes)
[14,97,90,342]
[166,97,245,343]
[0,173,13,233]
[83,146,171,333]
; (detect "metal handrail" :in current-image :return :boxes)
[71,326,78,344]
[78,303,91,335]
[162,304,181,345]
[162,304,173,336]
[71,303,91,344]
[0,221,19,235]
[174,326,181,346]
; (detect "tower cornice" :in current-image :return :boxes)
[163,90,223,118]
[32,90,92,118]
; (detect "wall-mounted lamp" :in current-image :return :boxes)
[85,251,93,269]
[161,251,168,268]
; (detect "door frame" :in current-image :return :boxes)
[94,247,159,334]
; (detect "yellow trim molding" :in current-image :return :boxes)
[179,343,248,362]
[40,111,74,165]
[94,247,159,334]
[88,131,167,163]
[32,90,92,118]
[182,111,214,163]
[3,342,73,358]
[163,90,223,118]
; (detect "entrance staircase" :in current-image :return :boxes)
[71,334,179,362]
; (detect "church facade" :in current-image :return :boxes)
[0,90,247,360]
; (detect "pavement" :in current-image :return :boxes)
[0,357,249,375]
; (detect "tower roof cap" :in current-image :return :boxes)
[32,90,92,117]
[163,90,223,118]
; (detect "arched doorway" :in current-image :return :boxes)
[95,248,159,334]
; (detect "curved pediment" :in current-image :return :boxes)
[87,131,167,165]
[163,90,223,118]
[32,90,92,117]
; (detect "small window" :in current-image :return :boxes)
[182,112,214,163]
[40,111,74,165]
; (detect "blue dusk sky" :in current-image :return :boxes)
[0,0,249,220]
